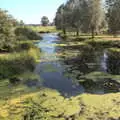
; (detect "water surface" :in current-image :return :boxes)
[35,33,120,96]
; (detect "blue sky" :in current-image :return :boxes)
[0,0,66,24]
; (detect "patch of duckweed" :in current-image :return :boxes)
[77,93,120,120]
[41,64,58,73]
[0,87,119,120]
[79,72,120,93]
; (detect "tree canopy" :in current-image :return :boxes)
[106,0,120,35]
[41,16,49,26]
[0,9,16,51]
[55,0,106,38]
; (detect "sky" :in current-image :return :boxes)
[0,0,66,24]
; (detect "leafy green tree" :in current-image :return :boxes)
[55,0,106,38]
[106,0,120,35]
[66,0,90,36]
[64,0,81,36]
[19,20,24,26]
[85,0,105,38]
[41,16,49,26]
[0,9,16,52]
[55,4,67,35]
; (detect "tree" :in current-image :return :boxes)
[41,16,49,26]
[0,9,16,52]
[66,0,90,36]
[15,27,40,40]
[106,0,120,36]
[55,4,67,35]
[64,0,81,36]
[19,20,24,26]
[55,0,105,38]
[85,0,105,38]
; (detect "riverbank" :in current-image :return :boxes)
[0,39,41,80]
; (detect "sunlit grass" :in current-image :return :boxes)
[27,26,58,33]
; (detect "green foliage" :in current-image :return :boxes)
[15,41,37,52]
[0,9,16,52]
[86,39,120,49]
[15,27,41,40]
[27,26,57,33]
[19,89,81,120]
[0,47,40,79]
[55,4,65,30]
[41,16,49,26]
[107,48,120,58]
[106,0,120,35]
[19,42,34,50]
[55,0,106,37]
[9,72,41,85]
[0,52,34,79]
[0,88,119,120]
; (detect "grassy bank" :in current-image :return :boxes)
[0,39,41,79]
[59,32,120,50]
[0,47,40,79]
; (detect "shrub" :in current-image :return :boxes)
[107,48,120,59]
[15,27,41,40]
[20,42,33,50]
[9,72,40,85]
[107,48,120,74]
[0,48,40,79]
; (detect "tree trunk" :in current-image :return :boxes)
[76,28,79,36]
[63,28,66,35]
[91,27,95,39]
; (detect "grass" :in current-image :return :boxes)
[60,32,120,39]
[78,93,120,120]
[27,26,58,33]
[0,43,41,79]
[107,48,120,58]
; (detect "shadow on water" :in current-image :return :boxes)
[34,33,120,97]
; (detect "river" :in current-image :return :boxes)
[35,33,120,97]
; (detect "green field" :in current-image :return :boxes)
[27,26,58,33]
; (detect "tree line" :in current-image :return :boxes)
[55,0,120,38]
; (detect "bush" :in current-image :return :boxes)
[15,27,41,40]
[20,42,33,50]
[0,48,40,79]
[107,48,120,74]
[15,42,35,51]
[107,48,120,59]
[14,41,40,52]
[9,72,40,85]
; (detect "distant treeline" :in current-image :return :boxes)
[55,0,120,38]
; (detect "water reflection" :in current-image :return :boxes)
[35,34,84,97]
[107,53,120,74]
[35,33,120,96]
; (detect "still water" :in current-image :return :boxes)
[35,33,120,97]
